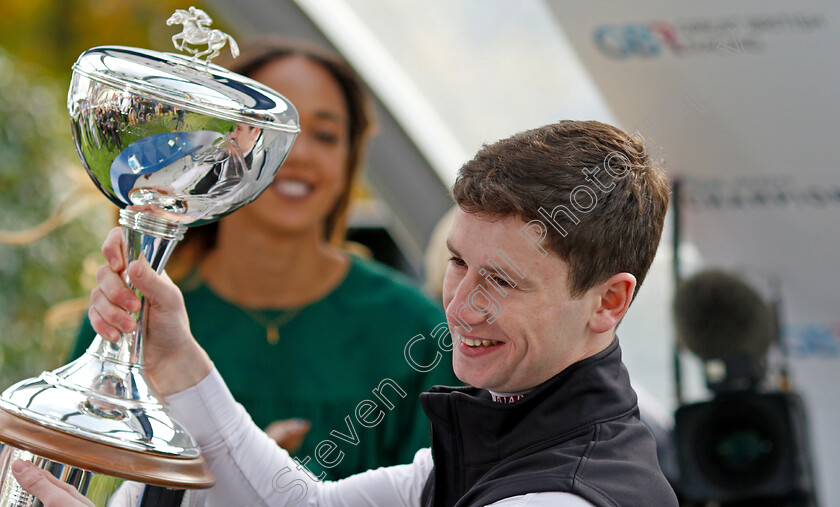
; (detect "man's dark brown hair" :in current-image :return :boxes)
[452,120,670,298]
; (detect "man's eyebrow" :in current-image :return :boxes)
[479,263,526,286]
[445,239,459,256]
[445,239,528,286]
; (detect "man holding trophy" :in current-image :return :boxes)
[14,118,678,506]
[0,7,676,507]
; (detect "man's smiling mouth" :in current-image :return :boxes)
[459,334,501,347]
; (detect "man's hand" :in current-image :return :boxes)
[12,460,93,507]
[264,418,311,453]
[91,227,213,396]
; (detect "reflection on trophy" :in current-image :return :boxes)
[0,8,299,506]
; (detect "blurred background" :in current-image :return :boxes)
[1,0,837,505]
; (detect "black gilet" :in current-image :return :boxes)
[418,340,678,507]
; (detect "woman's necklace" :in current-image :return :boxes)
[205,250,348,345]
[241,307,302,345]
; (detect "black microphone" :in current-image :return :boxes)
[673,269,774,363]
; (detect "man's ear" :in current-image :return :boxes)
[588,273,637,334]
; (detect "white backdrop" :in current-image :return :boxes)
[546,1,840,503]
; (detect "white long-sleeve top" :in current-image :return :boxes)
[165,368,594,507]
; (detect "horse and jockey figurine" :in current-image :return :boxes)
[167,6,239,65]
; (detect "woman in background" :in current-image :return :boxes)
[70,37,458,480]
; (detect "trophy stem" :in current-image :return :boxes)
[108,209,187,366]
[86,209,186,366]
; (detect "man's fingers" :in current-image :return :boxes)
[101,227,126,273]
[12,460,93,507]
[90,285,136,332]
[23,462,90,498]
[94,264,140,313]
[127,259,181,310]
[89,304,126,342]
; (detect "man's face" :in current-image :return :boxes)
[443,209,599,393]
[228,124,261,154]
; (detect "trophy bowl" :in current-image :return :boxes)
[0,15,299,506]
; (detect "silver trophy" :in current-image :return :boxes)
[0,8,299,505]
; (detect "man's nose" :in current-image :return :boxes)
[446,274,501,332]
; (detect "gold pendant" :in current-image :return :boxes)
[267,326,280,345]
[243,307,300,345]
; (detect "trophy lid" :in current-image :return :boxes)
[72,45,300,132]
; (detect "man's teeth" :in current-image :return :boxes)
[461,337,500,347]
[276,180,313,197]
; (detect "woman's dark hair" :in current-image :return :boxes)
[167,37,375,280]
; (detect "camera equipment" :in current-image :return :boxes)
[672,270,817,506]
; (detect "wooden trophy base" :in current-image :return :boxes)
[0,407,214,489]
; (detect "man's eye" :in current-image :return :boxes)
[492,276,512,288]
[448,256,465,267]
